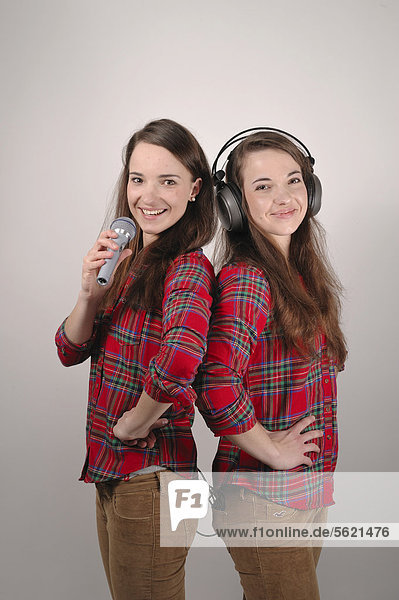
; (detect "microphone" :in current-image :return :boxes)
[97,217,136,286]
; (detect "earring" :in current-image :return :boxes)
[189,196,196,202]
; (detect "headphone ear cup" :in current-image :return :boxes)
[215,180,246,231]
[307,174,322,216]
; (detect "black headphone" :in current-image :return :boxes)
[212,127,322,232]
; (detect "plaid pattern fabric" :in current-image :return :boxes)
[55,250,215,483]
[195,263,339,509]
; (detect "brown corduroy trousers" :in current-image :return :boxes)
[95,472,189,600]
[213,485,327,600]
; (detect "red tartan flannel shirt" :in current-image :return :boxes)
[195,263,340,509]
[55,250,215,483]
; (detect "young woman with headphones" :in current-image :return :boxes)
[55,119,217,600]
[196,128,347,600]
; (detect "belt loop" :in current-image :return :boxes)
[240,487,245,501]
[96,482,112,500]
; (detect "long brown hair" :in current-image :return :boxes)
[102,119,217,311]
[219,131,347,366]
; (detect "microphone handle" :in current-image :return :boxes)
[96,232,128,286]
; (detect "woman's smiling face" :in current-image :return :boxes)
[127,142,201,247]
[241,148,308,255]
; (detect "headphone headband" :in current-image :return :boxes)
[212,127,322,231]
[212,127,315,180]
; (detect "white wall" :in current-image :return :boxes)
[1,0,398,598]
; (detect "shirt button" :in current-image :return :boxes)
[325,406,331,412]
[324,377,329,384]
[326,434,332,440]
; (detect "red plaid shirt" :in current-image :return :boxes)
[195,263,340,508]
[55,250,215,483]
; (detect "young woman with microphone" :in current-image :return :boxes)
[55,119,217,600]
[196,128,347,600]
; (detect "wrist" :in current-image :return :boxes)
[118,410,147,440]
[262,440,281,465]
[78,289,102,309]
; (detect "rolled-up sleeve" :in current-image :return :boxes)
[143,253,215,410]
[55,318,98,366]
[195,264,270,436]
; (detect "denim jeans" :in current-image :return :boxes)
[96,472,190,600]
[213,485,327,600]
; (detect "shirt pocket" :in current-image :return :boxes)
[102,327,144,391]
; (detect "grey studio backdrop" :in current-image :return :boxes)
[1,1,398,598]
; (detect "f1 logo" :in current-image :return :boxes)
[168,480,209,531]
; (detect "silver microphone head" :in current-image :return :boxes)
[110,217,136,239]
